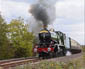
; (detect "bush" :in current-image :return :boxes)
[14,47,28,58]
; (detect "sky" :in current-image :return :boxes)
[0,0,84,45]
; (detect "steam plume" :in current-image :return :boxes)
[28,0,57,35]
[30,4,49,26]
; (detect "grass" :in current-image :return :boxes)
[14,57,85,69]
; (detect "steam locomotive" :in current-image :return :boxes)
[33,28,73,59]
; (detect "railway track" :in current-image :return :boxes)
[0,57,38,69]
[0,49,82,69]
[46,53,82,63]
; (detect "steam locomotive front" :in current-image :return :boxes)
[38,28,54,52]
[33,28,55,58]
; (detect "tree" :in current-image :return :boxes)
[0,14,14,60]
[8,18,34,58]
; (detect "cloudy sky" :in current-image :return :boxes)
[0,0,84,45]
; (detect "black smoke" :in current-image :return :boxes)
[30,4,49,26]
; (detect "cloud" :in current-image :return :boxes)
[5,0,37,4]
[0,0,31,22]
[52,0,84,45]
[55,0,84,21]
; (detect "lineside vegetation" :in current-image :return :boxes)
[0,14,34,60]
